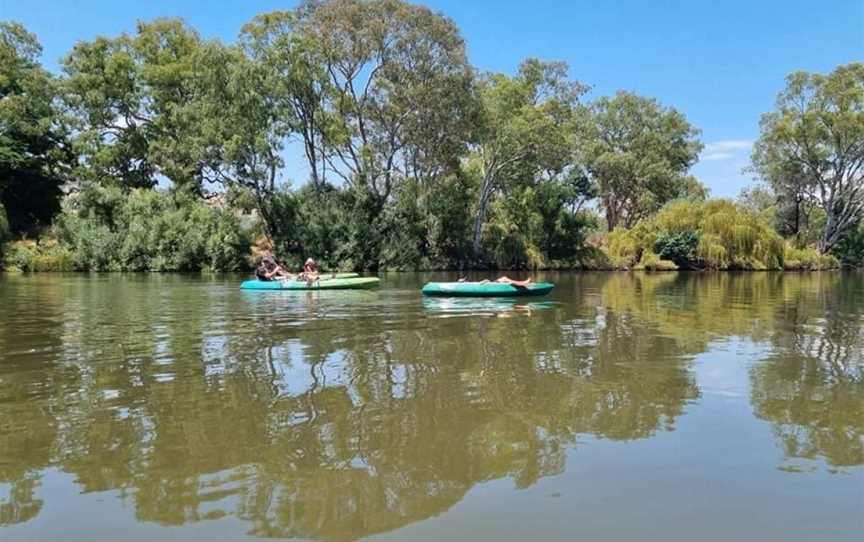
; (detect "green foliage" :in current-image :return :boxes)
[424,174,475,267]
[752,63,864,252]
[605,200,787,270]
[3,237,75,272]
[62,19,246,195]
[38,185,252,272]
[580,91,704,230]
[0,22,72,236]
[638,250,679,271]
[481,182,596,269]
[654,230,699,268]
[693,201,785,270]
[469,59,588,256]
[604,227,643,269]
[833,222,864,267]
[784,244,840,271]
[6,11,855,273]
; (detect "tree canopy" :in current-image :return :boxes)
[0,22,72,236]
[1,2,860,271]
[580,91,704,231]
[752,63,864,253]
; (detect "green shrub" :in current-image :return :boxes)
[604,227,643,269]
[481,184,595,269]
[654,230,699,268]
[833,223,864,268]
[637,250,679,271]
[3,237,76,271]
[784,244,840,270]
[52,185,251,272]
[693,201,784,269]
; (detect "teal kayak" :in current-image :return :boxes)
[421,281,554,297]
[241,277,379,290]
[319,272,359,279]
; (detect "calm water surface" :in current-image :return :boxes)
[1,272,862,541]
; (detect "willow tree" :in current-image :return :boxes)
[580,91,703,231]
[752,63,864,253]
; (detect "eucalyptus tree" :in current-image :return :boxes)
[294,0,476,204]
[239,10,334,191]
[62,19,217,194]
[0,21,72,235]
[469,59,588,257]
[579,91,703,231]
[752,63,864,252]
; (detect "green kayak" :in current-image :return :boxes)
[421,281,554,297]
[241,277,379,290]
[319,272,359,279]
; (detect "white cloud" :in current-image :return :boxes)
[701,152,734,161]
[700,139,753,162]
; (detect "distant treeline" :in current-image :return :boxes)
[1,0,862,271]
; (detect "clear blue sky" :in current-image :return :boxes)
[2,0,862,197]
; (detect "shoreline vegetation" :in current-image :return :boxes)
[1,1,862,273]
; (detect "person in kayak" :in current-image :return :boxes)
[256,254,293,281]
[478,276,533,287]
[299,258,320,284]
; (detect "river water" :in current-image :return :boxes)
[1,272,862,541]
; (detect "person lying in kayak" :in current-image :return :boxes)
[479,276,533,287]
[299,258,320,284]
[256,254,293,281]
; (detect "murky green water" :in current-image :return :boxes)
[1,272,862,541]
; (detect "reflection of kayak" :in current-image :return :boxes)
[423,297,554,316]
[421,281,554,297]
[241,277,379,290]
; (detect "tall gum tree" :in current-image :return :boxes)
[579,91,703,231]
[294,0,476,204]
[62,19,216,194]
[752,63,864,253]
[469,59,588,257]
[239,11,334,191]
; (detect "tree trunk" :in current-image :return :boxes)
[793,196,801,245]
[604,199,619,231]
[820,211,838,254]
[472,199,487,258]
[472,176,494,258]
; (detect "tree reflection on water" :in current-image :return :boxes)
[0,272,861,540]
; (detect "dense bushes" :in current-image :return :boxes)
[833,223,864,267]
[255,176,598,271]
[481,183,598,269]
[603,200,821,270]
[3,237,75,271]
[2,187,251,272]
[783,244,840,271]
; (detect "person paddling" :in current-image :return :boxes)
[299,258,320,285]
[255,253,293,281]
